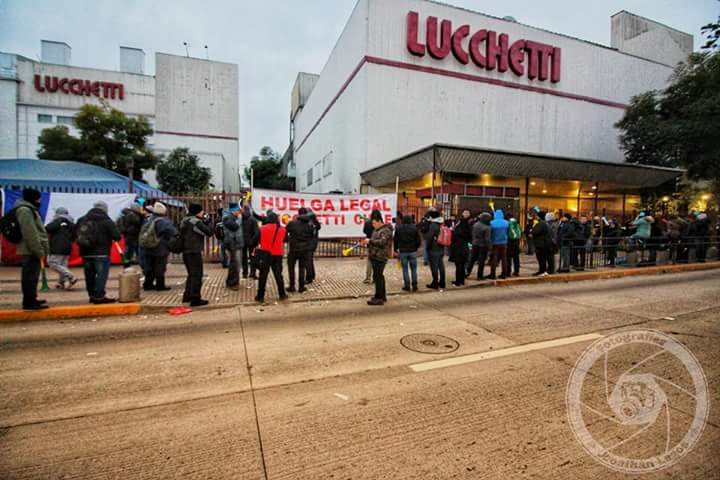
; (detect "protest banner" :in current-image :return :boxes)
[251,189,397,238]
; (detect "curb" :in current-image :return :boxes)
[0,303,142,323]
[3,262,718,320]
[492,261,720,287]
[142,261,720,311]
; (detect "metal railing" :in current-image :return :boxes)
[556,236,719,271]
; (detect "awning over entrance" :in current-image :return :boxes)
[360,144,683,189]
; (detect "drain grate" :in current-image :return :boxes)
[400,333,459,354]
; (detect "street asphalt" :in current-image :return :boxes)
[0,269,718,479]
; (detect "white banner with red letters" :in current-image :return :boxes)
[251,189,397,238]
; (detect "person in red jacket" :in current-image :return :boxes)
[255,212,288,303]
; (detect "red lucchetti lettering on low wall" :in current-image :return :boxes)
[407,11,561,83]
[33,75,125,100]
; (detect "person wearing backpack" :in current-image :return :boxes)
[140,202,177,291]
[44,206,78,289]
[222,203,245,290]
[489,209,510,279]
[507,216,522,277]
[11,189,50,310]
[117,203,143,264]
[424,209,446,290]
[213,208,228,268]
[179,204,214,307]
[76,201,121,304]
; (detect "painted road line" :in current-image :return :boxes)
[409,333,604,372]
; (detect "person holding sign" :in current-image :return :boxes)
[285,208,314,293]
[363,210,393,306]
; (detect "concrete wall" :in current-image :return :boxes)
[16,57,155,116]
[295,0,683,193]
[154,53,239,190]
[293,0,369,193]
[611,11,693,68]
[154,53,239,139]
[151,133,238,192]
[291,72,320,121]
[0,53,18,158]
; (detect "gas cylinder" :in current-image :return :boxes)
[118,267,142,303]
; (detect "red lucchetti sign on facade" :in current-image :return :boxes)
[406,11,561,83]
[33,74,125,100]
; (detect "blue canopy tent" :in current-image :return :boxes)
[0,158,170,197]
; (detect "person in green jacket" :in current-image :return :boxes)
[15,189,50,310]
[507,217,522,277]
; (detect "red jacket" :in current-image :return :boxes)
[258,223,286,256]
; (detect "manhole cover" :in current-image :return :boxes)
[400,334,460,354]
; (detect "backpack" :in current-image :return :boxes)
[76,218,98,249]
[139,218,160,248]
[437,224,452,247]
[509,222,522,241]
[214,221,224,241]
[0,206,30,244]
[168,233,184,254]
[168,218,191,254]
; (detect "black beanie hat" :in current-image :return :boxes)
[22,188,41,203]
[188,203,203,215]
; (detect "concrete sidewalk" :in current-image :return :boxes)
[1,256,719,313]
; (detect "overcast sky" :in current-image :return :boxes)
[1,0,717,170]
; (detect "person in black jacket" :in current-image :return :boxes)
[394,214,422,291]
[306,209,322,284]
[531,212,552,276]
[45,206,78,289]
[557,214,576,272]
[285,208,315,293]
[424,209,446,289]
[574,216,591,270]
[603,219,622,267]
[241,206,260,279]
[142,202,178,291]
[117,203,143,264]
[76,201,121,304]
[449,210,472,286]
[180,204,214,306]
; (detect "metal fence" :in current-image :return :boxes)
[556,236,719,271]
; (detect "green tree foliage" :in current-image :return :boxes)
[616,44,720,207]
[244,146,293,190]
[37,102,157,180]
[36,126,81,161]
[156,148,213,195]
[701,14,719,50]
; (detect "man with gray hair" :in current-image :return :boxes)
[76,200,121,304]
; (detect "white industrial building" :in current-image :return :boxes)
[290,0,692,218]
[0,41,240,191]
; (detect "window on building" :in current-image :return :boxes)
[306,168,313,188]
[314,161,321,184]
[56,116,74,126]
[37,114,52,123]
[322,151,333,177]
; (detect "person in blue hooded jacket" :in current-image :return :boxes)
[489,209,509,279]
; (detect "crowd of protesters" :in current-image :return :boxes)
[7,186,717,310]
